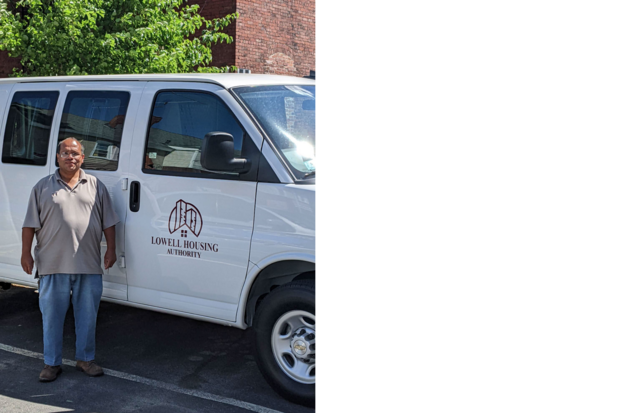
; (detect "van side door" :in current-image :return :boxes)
[50,81,146,300]
[124,82,262,322]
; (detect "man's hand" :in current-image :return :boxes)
[21,227,36,275]
[104,249,117,270]
[21,253,34,274]
[103,226,117,270]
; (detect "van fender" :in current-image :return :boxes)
[236,252,315,328]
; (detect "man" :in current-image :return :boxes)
[21,137,119,382]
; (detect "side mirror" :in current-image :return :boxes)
[200,132,251,173]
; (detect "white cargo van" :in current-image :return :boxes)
[0,74,315,406]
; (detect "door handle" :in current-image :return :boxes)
[129,181,141,212]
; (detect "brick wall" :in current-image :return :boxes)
[188,0,237,68]
[191,0,316,76]
[235,0,315,77]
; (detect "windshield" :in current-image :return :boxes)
[232,85,315,179]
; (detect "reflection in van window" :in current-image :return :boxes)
[58,91,130,171]
[144,91,244,175]
[1,91,59,166]
[232,85,315,179]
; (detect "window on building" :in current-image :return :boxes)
[2,91,59,166]
[144,90,254,180]
[58,91,130,171]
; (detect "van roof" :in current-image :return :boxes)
[0,73,315,89]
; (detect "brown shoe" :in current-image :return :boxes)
[39,365,62,382]
[76,360,104,377]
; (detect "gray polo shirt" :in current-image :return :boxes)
[23,169,120,276]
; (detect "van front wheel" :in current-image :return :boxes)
[253,281,315,407]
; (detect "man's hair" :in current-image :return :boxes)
[58,137,84,154]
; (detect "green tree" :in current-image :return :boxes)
[0,0,238,76]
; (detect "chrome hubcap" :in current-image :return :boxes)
[271,310,315,384]
[293,339,308,356]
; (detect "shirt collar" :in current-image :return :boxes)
[55,168,87,183]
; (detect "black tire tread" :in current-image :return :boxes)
[253,280,315,407]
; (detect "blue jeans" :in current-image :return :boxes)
[38,274,103,366]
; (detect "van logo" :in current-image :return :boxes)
[169,199,203,237]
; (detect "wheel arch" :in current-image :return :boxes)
[241,255,315,327]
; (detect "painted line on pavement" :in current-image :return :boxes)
[0,343,284,413]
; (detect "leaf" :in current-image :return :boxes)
[0,0,240,75]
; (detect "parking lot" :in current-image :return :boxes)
[0,285,314,413]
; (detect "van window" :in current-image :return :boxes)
[144,91,247,178]
[1,91,59,166]
[58,91,130,171]
[232,85,315,180]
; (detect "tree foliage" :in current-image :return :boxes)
[0,0,238,76]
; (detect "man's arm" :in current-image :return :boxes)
[22,185,41,275]
[21,228,35,274]
[103,226,117,270]
[99,180,119,270]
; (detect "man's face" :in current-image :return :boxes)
[57,140,84,174]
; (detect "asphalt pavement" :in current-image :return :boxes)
[0,285,315,413]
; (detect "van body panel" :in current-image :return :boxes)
[0,85,16,272]
[0,85,11,129]
[0,266,37,287]
[250,183,316,267]
[0,73,315,90]
[0,82,64,284]
[102,295,244,328]
[129,286,239,322]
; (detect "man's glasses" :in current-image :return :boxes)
[59,151,82,159]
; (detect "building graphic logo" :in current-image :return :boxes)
[169,199,203,237]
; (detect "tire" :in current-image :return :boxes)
[253,280,315,407]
